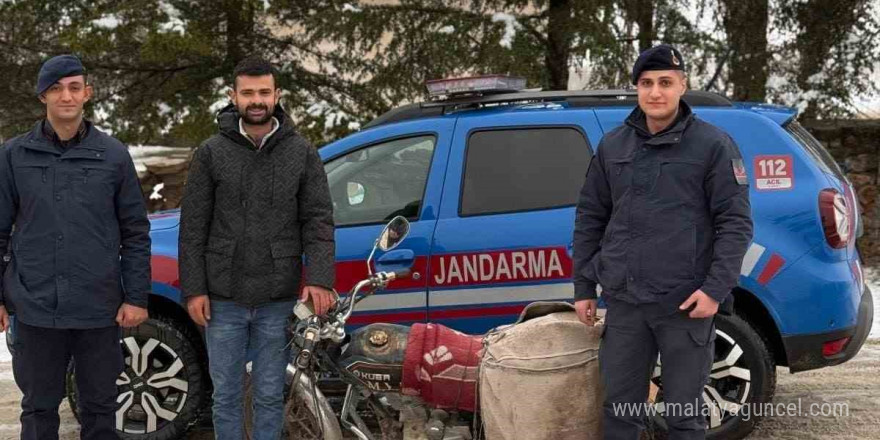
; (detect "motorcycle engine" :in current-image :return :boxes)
[338,323,410,393]
[338,323,475,440]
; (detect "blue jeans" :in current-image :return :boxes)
[206,300,295,440]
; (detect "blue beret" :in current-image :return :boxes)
[36,55,86,96]
[632,44,685,85]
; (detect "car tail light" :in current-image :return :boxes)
[822,337,850,357]
[819,189,852,249]
[843,182,861,237]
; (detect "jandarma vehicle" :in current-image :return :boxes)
[7,75,873,440]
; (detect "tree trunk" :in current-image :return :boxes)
[621,0,655,53]
[223,0,257,68]
[792,0,862,119]
[635,0,654,52]
[720,0,769,102]
[545,0,573,90]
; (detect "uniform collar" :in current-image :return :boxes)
[25,119,106,155]
[625,100,694,146]
[42,119,89,149]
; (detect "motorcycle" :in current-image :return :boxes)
[246,216,482,440]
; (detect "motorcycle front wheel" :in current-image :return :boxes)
[244,365,343,440]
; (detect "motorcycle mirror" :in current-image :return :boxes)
[377,216,410,251]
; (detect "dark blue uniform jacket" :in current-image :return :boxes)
[573,101,753,307]
[0,120,151,329]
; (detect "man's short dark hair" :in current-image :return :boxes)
[232,56,277,90]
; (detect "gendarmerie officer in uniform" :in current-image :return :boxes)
[0,55,151,440]
[572,45,753,440]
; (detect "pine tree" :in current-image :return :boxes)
[2,0,877,146]
[773,0,880,119]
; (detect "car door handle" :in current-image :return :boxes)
[377,249,415,265]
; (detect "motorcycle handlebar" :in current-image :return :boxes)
[337,269,412,324]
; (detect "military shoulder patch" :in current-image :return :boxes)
[732,159,748,185]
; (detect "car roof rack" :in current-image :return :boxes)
[363,90,733,129]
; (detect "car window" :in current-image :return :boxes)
[460,127,591,216]
[785,120,846,179]
[325,135,435,227]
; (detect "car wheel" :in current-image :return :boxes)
[67,316,208,440]
[649,312,776,440]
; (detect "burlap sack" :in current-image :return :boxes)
[479,302,603,440]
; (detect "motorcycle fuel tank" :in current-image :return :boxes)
[338,323,410,392]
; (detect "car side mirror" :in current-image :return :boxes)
[377,216,410,251]
[366,216,411,275]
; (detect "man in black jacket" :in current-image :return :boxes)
[0,54,151,440]
[572,45,753,440]
[179,56,336,440]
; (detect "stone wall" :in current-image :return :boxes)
[137,119,880,260]
[803,119,880,263]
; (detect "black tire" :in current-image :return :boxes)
[648,313,776,440]
[67,316,208,440]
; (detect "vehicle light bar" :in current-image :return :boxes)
[426,75,526,98]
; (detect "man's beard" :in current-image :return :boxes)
[239,103,274,125]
